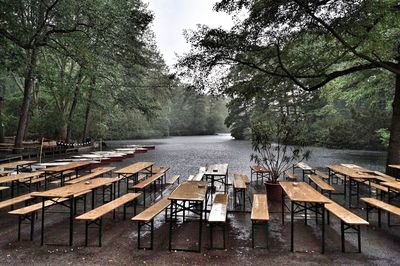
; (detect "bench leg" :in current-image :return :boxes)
[18,216,21,241]
[341,221,345,252]
[30,212,35,241]
[99,218,102,247]
[357,225,361,253]
[85,221,89,247]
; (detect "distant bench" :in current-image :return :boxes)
[361,197,400,227]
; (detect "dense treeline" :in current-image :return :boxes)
[179,0,400,164]
[0,0,227,145]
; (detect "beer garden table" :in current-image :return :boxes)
[43,161,92,188]
[280,181,331,253]
[204,164,228,193]
[168,181,207,252]
[0,160,36,173]
[32,177,118,246]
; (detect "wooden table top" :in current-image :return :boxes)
[0,171,43,183]
[32,177,117,198]
[43,161,92,173]
[388,164,400,171]
[381,181,400,190]
[115,162,154,175]
[205,164,228,176]
[168,181,208,201]
[280,181,331,203]
[327,164,377,179]
[250,165,270,173]
[0,160,36,169]
[295,162,313,171]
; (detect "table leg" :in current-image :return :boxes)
[11,180,15,198]
[321,204,325,254]
[348,177,352,208]
[69,197,74,246]
[41,198,45,246]
[290,201,294,252]
[168,200,174,251]
[198,201,203,252]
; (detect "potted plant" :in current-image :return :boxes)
[250,111,310,201]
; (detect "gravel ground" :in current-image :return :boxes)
[0,135,397,266]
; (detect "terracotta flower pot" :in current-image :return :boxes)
[264,181,283,202]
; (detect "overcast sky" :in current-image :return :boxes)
[146,0,234,67]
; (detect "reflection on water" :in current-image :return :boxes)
[106,134,387,178]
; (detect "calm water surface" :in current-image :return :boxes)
[106,134,387,178]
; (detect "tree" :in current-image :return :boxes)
[179,0,400,169]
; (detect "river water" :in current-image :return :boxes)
[106,134,387,179]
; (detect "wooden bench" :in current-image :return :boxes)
[307,174,335,198]
[133,172,165,207]
[0,192,33,210]
[9,190,91,241]
[76,192,141,246]
[0,186,9,199]
[65,167,115,185]
[361,197,400,227]
[325,201,369,252]
[314,170,330,182]
[166,175,180,185]
[284,170,298,182]
[250,165,270,183]
[208,194,228,249]
[131,197,171,249]
[251,194,269,248]
[233,173,247,210]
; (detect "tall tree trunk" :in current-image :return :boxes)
[14,48,38,149]
[386,61,400,172]
[66,68,84,142]
[83,77,95,141]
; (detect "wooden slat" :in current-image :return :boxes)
[284,170,298,181]
[133,173,164,189]
[166,175,180,185]
[0,186,9,191]
[233,174,247,189]
[295,162,313,171]
[314,170,330,180]
[115,162,154,175]
[280,182,331,203]
[168,181,207,201]
[65,167,115,185]
[0,193,32,209]
[325,201,369,225]
[250,165,270,173]
[76,193,141,221]
[205,164,228,176]
[9,198,68,215]
[131,197,170,222]
[251,194,269,221]
[208,194,228,223]
[0,160,36,169]
[152,166,169,174]
[361,197,400,216]
[0,171,44,184]
[308,174,335,191]
[32,178,117,198]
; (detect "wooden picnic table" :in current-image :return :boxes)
[168,181,208,252]
[0,171,43,197]
[115,162,154,194]
[280,181,331,253]
[205,164,228,193]
[0,160,36,173]
[32,177,118,246]
[250,164,271,183]
[43,161,92,188]
[327,164,378,208]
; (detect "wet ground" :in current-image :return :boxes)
[0,134,398,265]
